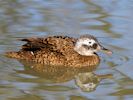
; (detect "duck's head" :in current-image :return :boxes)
[74,34,112,56]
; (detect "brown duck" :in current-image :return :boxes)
[6,34,112,67]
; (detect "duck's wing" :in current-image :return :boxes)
[20,37,47,51]
[20,36,77,54]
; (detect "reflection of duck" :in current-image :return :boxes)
[16,60,98,83]
[6,34,112,67]
[75,72,113,92]
[16,60,113,92]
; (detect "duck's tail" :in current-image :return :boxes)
[5,51,22,59]
[5,51,34,60]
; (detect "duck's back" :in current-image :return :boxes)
[6,36,76,64]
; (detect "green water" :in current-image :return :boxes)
[0,0,133,100]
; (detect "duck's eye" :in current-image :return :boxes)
[92,43,98,49]
[89,42,91,44]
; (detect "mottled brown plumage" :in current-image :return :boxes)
[5,35,112,67]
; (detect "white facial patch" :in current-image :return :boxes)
[76,38,96,47]
[74,38,98,56]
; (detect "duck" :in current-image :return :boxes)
[5,34,112,67]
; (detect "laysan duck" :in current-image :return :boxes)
[6,34,112,67]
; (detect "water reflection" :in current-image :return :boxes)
[15,60,112,92]
[75,72,112,92]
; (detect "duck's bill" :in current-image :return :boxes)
[99,44,113,55]
[100,45,113,55]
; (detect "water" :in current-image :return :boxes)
[0,0,133,100]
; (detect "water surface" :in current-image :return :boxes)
[0,0,133,100]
